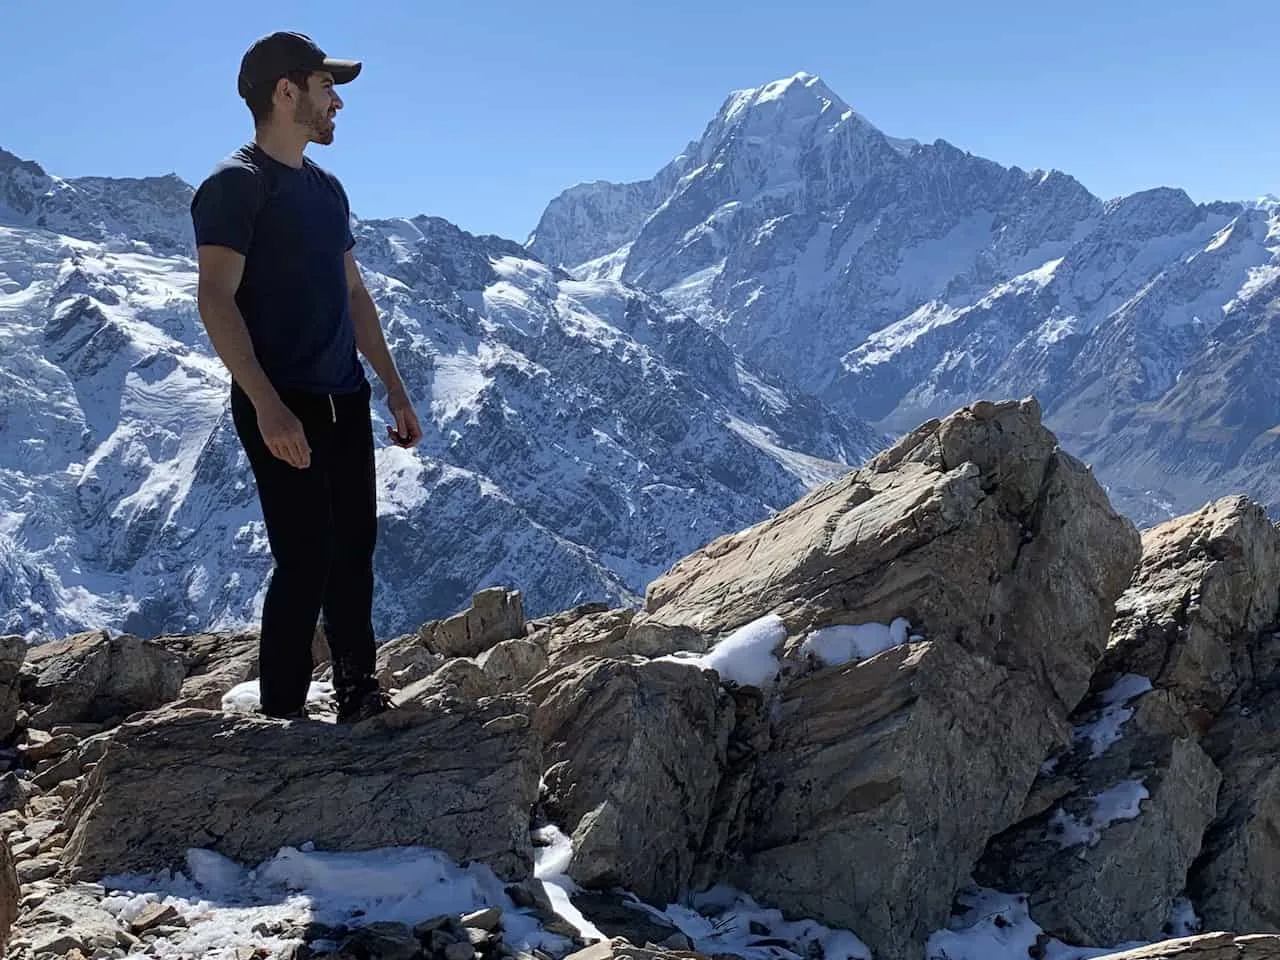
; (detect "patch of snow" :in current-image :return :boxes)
[1046,778,1150,848]
[657,612,788,688]
[102,845,574,959]
[220,680,336,716]
[926,886,1138,960]
[532,825,607,943]
[1073,673,1153,758]
[800,617,912,667]
[725,417,848,488]
[658,885,871,960]
[702,613,788,687]
[1167,895,1201,937]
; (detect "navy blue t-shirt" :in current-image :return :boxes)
[190,144,366,394]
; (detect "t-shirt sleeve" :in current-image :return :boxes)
[190,167,261,255]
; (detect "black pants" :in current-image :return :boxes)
[230,379,379,715]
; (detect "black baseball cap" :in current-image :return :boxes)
[237,32,362,99]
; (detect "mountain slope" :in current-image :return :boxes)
[0,149,883,641]
[528,73,1280,523]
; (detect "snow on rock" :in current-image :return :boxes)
[1046,779,1150,848]
[660,612,787,688]
[1072,673,1153,758]
[657,885,872,960]
[925,886,1138,960]
[101,844,573,959]
[220,680,336,716]
[532,825,606,944]
[800,617,912,666]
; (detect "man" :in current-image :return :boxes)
[191,31,423,723]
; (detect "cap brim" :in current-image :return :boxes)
[322,59,362,84]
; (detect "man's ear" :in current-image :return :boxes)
[273,75,294,109]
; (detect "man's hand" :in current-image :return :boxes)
[256,397,312,469]
[385,386,423,449]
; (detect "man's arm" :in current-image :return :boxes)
[196,245,311,469]
[345,252,423,448]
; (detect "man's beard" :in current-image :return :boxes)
[295,98,335,145]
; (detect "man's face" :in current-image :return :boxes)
[291,71,343,144]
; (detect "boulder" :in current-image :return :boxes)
[635,398,1139,712]
[534,608,707,675]
[530,657,734,902]
[151,631,259,710]
[0,634,23,741]
[626,399,1140,960]
[375,632,445,690]
[1100,496,1280,731]
[0,835,16,953]
[734,640,1063,960]
[21,631,186,726]
[476,639,548,692]
[1095,933,1280,960]
[425,588,526,658]
[61,691,541,880]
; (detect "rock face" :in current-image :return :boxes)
[1101,496,1280,730]
[1192,648,1280,933]
[531,658,734,902]
[0,634,24,740]
[62,692,541,880]
[20,631,186,726]
[628,398,1141,960]
[978,495,1280,945]
[736,640,1063,955]
[0,835,17,953]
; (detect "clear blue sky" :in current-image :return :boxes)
[2,0,1275,241]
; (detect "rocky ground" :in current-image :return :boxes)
[4,399,1280,960]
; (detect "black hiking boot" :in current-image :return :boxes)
[336,688,393,724]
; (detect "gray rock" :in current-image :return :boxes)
[61,693,541,881]
[375,633,445,690]
[16,858,58,883]
[977,694,1220,943]
[426,589,526,659]
[735,640,1064,960]
[21,631,185,726]
[151,631,260,710]
[1100,496,1280,730]
[0,835,16,954]
[339,921,421,960]
[531,657,734,902]
[460,907,503,933]
[476,640,548,693]
[0,635,24,741]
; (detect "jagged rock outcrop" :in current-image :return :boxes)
[978,495,1280,945]
[0,634,24,740]
[1101,496,1280,729]
[531,658,734,902]
[19,630,186,727]
[624,398,1141,960]
[0,835,17,954]
[62,691,541,881]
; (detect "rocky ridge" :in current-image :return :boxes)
[2,401,1280,960]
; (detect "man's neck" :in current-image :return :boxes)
[253,125,308,169]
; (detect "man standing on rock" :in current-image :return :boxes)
[190,32,423,723]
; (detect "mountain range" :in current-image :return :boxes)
[3,69,1279,640]
[530,72,1280,523]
